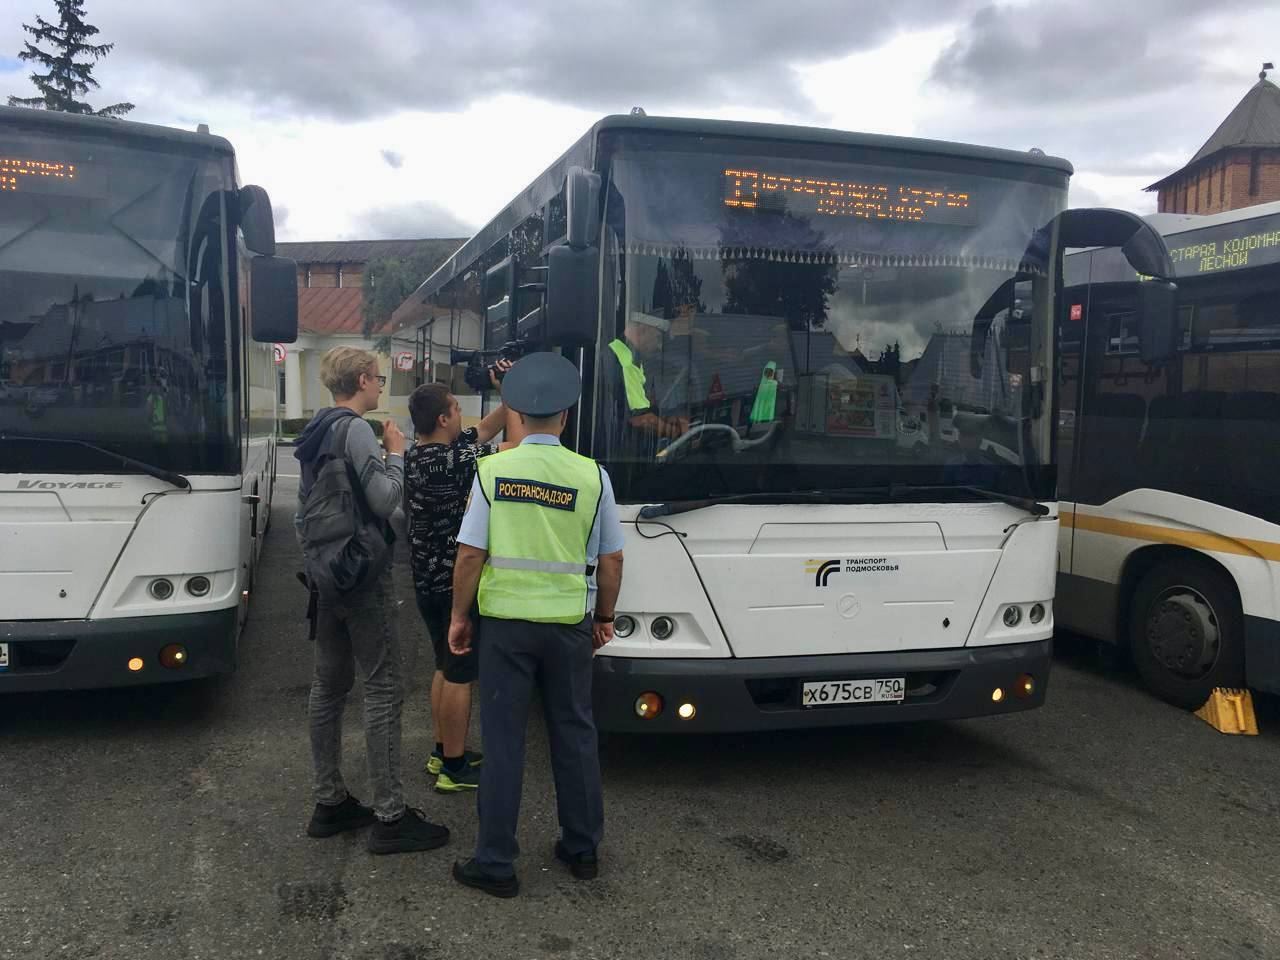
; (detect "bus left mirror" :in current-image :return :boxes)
[251,256,299,343]
[545,243,599,346]
[1138,280,1178,364]
[239,184,277,256]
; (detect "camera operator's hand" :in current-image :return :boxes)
[489,358,515,390]
[382,418,406,456]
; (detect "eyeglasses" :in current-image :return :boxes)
[365,373,387,388]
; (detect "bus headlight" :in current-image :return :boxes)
[1002,605,1022,628]
[149,578,175,601]
[1029,603,1046,624]
[186,576,212,598]
[651,616,676,640]
[614,615,636,638]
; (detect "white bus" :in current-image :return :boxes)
[0,106,297,691]
[1059,200,1280,707]
[393,115,1173,731]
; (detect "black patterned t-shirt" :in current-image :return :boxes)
[405,427,498,597]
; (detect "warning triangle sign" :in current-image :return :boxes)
[707,373,725,402]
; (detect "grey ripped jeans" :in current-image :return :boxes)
[309,571,406,822]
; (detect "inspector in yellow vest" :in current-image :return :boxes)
[607,338,650,413]
[476,442,604,624]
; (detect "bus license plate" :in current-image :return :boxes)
[801,677,904,707]
[0,643,8,671]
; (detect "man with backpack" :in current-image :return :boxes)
[294,346,449,855]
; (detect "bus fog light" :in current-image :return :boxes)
[1002,605,1022,628]
[991,687,1005,703]
[651,616,676,640]
[634,692,663,719]
[159,644,188,670]
[678,702,697,720]
[186,576,211,598]
[614,615,636,638]
[128,657,144,672]
[1015,674,1035,698]
[1029,603,1045,625]
[149,578,174,601]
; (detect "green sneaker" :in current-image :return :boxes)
[435,763,481,793]
[426,750,483,777]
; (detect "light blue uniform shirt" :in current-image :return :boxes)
[457,434,625,610]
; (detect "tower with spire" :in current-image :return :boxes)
[1146,63,1280,214]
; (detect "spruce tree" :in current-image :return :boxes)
[8,1,134,117]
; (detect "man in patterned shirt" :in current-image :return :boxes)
[405,365,510,792]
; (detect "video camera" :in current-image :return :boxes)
[450,340,537,393]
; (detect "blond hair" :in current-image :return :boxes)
[319,347,379,398]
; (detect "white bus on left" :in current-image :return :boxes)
[0,106,297,691]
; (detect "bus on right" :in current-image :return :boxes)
[1058,199,1280,708]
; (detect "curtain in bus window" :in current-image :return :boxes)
[607,153,1057,274]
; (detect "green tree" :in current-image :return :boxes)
[361,241,460,338]
[8,1,134,116]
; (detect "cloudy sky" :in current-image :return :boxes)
[3,0,1276,242]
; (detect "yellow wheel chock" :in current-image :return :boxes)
[1194,687,1259,736]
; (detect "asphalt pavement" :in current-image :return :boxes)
[3,453,1279,960]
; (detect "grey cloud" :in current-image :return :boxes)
[349,201,475,240]
[88,0,980,122]
[381,150,404,169]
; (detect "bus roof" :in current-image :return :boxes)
[393,114,1073,330]
[1143,199,1280,238]
[0,104,235,155]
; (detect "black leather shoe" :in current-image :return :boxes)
[554,840,599,880]
[453,858,519,898]
[306,794,376,838]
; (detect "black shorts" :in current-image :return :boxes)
[416,593,479,684]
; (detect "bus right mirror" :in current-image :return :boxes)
[250,255,299,343]
[239,184,277,256]
[1138,280,1178,365]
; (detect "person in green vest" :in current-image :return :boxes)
[603,311,689,451]
[146,374,169,444]
[447,352,625,898]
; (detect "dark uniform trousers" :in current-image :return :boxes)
[475,612,604,878]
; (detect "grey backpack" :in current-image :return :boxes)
[297,416,393,598]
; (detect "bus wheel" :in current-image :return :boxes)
[1128,559,1244,710]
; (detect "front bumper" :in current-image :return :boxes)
[0,608,238,692]
[593,639,1051,733]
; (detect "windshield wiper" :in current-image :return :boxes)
[888,483,1049,517]
[637,487,888,519]
[0,433,191,490]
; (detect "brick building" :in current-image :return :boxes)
[1147,66,1280,215]
[273,238,461,424]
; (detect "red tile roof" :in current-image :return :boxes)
[298,287,384,336]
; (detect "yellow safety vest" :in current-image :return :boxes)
[476,442,604,624]
[749,361,778,423]
[608,338,651,413]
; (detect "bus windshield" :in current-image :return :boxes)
[593,135,1065,504]
[0,128,237,474]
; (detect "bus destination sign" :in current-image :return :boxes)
[0,156,78,194]
[724,167,976,225]
[1166,220,1280,277]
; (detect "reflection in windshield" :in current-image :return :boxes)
[594,142,1062,503]
[0,130,235,474]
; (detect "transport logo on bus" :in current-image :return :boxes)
[806,557,901,586]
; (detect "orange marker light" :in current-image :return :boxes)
[128,658,144,672]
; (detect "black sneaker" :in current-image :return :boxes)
[554,840,599,880]
[367,807,451,855]
[452,858,519,898]
[306,794,376,838]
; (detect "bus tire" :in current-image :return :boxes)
[1128,559,1245,710]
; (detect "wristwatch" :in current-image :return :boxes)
[592,612,616,624]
